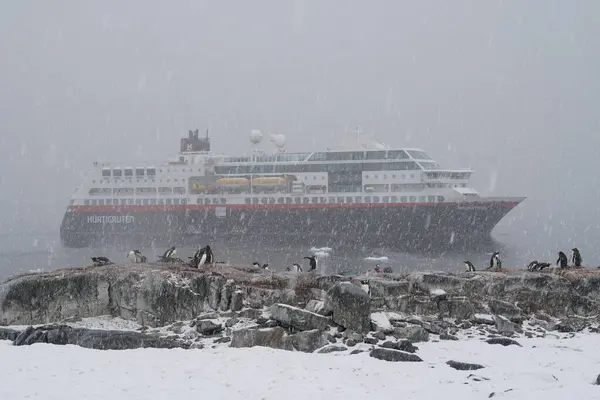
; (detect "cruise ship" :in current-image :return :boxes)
[60,129,525,250]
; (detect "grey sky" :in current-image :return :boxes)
[1,0,599,254]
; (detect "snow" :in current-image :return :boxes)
[370,312,392,332]
[2,334,600,399]
[429,288,447,296]
[364,256,389,261]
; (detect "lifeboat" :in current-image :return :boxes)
[216,177,249,189]
[251,177,287,188]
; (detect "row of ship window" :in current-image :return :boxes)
[244,195,444,205]
[101,168,201,178]
[82,195,445,206]
[214,161,423,175]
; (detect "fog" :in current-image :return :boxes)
[1,1,599,258]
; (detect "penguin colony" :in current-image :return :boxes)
[462,247,587,273]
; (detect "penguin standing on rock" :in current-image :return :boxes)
[127,250,146,263]
[286,263,303,272]
[464,260,476,272]
[489,252,501,270]
[158,246,177,262]
[571,248,582,267]
[91,256,113,267]
[557,251,568,269]
[527,261,539,271]
[303,256,317,271]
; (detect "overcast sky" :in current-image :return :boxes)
[1,0,599,254]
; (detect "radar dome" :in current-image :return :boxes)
[270,133,286,148]
[250,129,263,144]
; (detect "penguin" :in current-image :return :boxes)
[252,261,260,268]
[537,262,551,270]
[489,252,501,270]
[91,256,113,266]
[286,263,303,272]
[464,260,476,272]
[189,246,205,268]
[159,246,176,262]
[374,264,383,273]
[303,256,317,271]
[527,261,539,271]
[557,251,568,269]
[571,248,582,267]
[134,250,147,263]
[127,250,137,263]
[383,266,393,273]
[203,245,214,264]
[261,263,269,270]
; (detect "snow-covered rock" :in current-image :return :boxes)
[370,312,393,334]
[325,282,371,333]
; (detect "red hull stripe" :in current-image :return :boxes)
[67,202,520,213]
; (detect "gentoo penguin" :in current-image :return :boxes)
[91,256,112,267]
[159,246,176,262]
[196,247,208,268]
[374,264,383,273]
[571,248,582,267]
[537,262,551,270]
[464,260,476,272]
[383,266,393,273]
[527,261,539,271]
[203,245,214,264]
[286,263,303,272]
[252,261,260,268]
[261,263,269,270]
[303,256,317,271]
[134,250,147,263]
[557,251,568,269]
[489,252,501,270]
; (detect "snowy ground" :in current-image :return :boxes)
[1,333,599,399]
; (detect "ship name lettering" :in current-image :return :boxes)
[87,215,135,224]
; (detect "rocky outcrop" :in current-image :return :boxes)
[326,282,371,333]
[11,325,189,350]
[269,304,332,332]
[446,360,485,371]
[2,263,600,338]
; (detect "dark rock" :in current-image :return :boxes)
[196,320,223,335]
[447,360,485,371]
[0,327,21,341]
[326,282,371,333]
[471,314,495,325]
[364,337,379,345]
[495,315,516,336]
[373,331,387,341]
[326,333,336,343]
[556,318,587,333]
[262,320,280,328]
[381,339,418,353]
[213,336,231,344]
[231,327,286,349]
[283,329,329,353]
[342,330,364,343]
[440,333,459,341]
[350,348,368,355]
[486,337,522,347]
[345,339,357,347]
[225,318,239,328]
[230,291,244,312]
[393,325,430,343]
[596,374,600,385]
[269,303,332,332]
[370,348,423,362]
[368,279,409,298]
[197,312,219,321]
[238,309,262,320]
[305,300,329,316]
[488,299,523,322]
[316,344,347,354]
[256,315,270,325]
